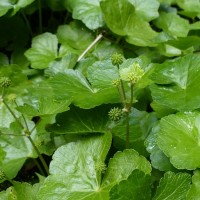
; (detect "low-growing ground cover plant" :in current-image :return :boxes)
[1,0,200,199]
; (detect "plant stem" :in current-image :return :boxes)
[3,100,24,130]
[30,117,42,134]
[129,82,134,111]
[32,158,45,176]
[3,99,49,175]
[125,112,130,149]
[27,135,49,175]
[21,11,33,36]
[14,101,29,130]
[119,80,126,106]
[77,33,103,62]
[38,0,42,33]
[125,82,134,149]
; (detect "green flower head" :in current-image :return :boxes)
[111,53,123,66]
[108,107,123,121]
[7,93,17,102]
[0,77,11,88]
[119,62,144,83]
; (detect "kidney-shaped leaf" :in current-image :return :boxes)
[157,112,200,170]
[100,0,158,47]
[17,98,71,117]
[150,54,200,111]
[153,172,191,200]
[25,33,58,69]
[49,69,120,108]
[37,134,151,200]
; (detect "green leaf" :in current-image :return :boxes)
[56,21,94,54]
[110,170,151,200]
[63,0,104,29]
[0,102,16,128]
[0,119,51,180]
[87,60,119,89]
[158,112,200,170]
[153,172,191,200]
[102,149,151,191]
[145,123,175,171]
[37,133,112,200]
[25,33,58,69]
[186,170,200,200]
[0,181,42,199]
[0,0,34,16]
[47,105,110,134]
[37,134,151,199]
[176,0,200,18]
[101,0,159,46]
[150,54,200,111]
[10,49,29,68]
[154,12,190,37]
[128,0,159,21]
[12,181,40,200]
[0,187,17,199]
[92,40,122,61]
[49,69,120,108]
[17,98,71,117]
[109,108,157,155]
[45,53,78,76]
[150,101,176,118]
[0,1,12,16]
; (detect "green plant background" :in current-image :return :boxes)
[0,0,200,199]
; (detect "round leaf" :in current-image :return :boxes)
[158,112,200,170]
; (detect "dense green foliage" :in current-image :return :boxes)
[1,0,200,199]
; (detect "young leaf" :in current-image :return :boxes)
[56,21,94,54]
[87,60,119,89]
[158,112,200,170]
[153,172,191,200]
[25,33,58,69]
[63,0,104,30]
[109,170,151,200]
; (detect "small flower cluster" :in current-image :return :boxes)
[108,107,123,121]
[112,79,120,86]
[119,62,144,84]
[0,77,11,88]
[0,169,6,181]
[111,53,123,66]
